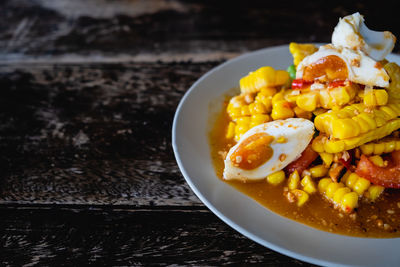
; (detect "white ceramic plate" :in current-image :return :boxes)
[172,45,400,267]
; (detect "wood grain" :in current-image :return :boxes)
[0,206,314,266]
[1,0,400,63]
[0,62,219,205]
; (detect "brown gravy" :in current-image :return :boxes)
[209,100,400,238]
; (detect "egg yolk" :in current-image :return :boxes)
[230,133,274,170]
[303,55,348,82]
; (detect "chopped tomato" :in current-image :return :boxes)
[328,79,346,88]
[291,79,313,89]
[286,145,318,175]
[339,150,354,171]
[356,151,400,188]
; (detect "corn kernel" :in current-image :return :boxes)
[326,182,344,199]
[288,170,300,190]
[271,100,294,120]
[319,152,333,167]
[294,106,312,119]
[345,173,359,189]
[271,90,285,105]
[369,155,385,167]
[226,121,236,139]
[266,170,286,185]
[291,189,310,207]
[309,164,329,178]
[318,178,332,193]
[249,102,267,115]
[366,185,384,202]
[241,105,251,116]
[250,114,270,128]
[353,177,371,196]
[341,192,358,213]
[296,93,318,112]
[259,87,277,96]
[301,175,317,194]
[333,187,351,204]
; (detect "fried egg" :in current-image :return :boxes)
[223,118,314,181]
[331,12,396,61]
[296,45,390,88]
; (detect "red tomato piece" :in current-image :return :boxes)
[291,79,313,89]
[328,80,346,88]
[356,151,400,188]
[286,145,318,175]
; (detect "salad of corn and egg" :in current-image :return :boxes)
[214,12,400,228]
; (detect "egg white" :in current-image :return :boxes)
[296,45,390,88]
[223,118,314,181]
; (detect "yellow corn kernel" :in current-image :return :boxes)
[259,86,277,97]
[249,102,267,115]
[333,187,351,204]
[227,102,242,119]
[234,117,251,141]
[309,164,329,178]
[296,92,318,112]
[318,178,332,193]
[341,192,359,213]
[365,185,385,202]
[301,175,317,194]
[363,89,389,107]
[266,170,286,185]
[241,105,251,116]
[288,170,300,190]
[319,152,333,167]
[344,173,358,189]
[289,42,318,66]
[353,177,371,196]
[250,114,270,128]
[291,189,310,207]
[294,106,312,119]
[240,66,290,94]
[271,100,295,120]
[369,155,385,167]
[271,90,286,105]
[226,121,236,139]
[326,182,344,199]
[331,118,361,139]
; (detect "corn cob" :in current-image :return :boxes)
[289,42,318,66]
[240,66,290,94]
[384,62,400,102]
[295,82,358,112]
[318,178,359,213]
[312,118,400,153]
[314,103,400,139]
[360,138,400,155]
[362,89,389,107]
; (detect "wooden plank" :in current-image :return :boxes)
[0,62,219,205]
[1,0,399,62]
[0,206,314,266]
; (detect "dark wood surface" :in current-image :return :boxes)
[1,1,400,266]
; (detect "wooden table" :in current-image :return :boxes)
[1,1,399,265]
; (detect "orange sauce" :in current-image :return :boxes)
[209,101,400,238]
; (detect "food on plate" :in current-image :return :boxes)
[209,12,400,237]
